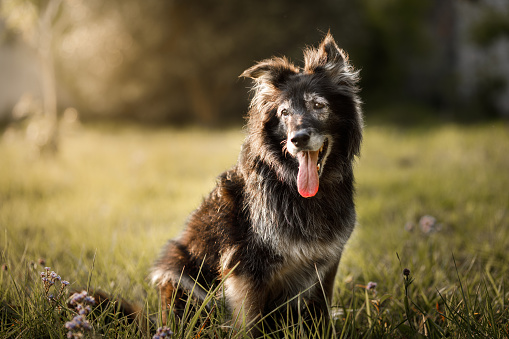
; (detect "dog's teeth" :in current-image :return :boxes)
[317,164,321,172]
[319,145,324,153]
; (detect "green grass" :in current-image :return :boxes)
[1,120,508,338]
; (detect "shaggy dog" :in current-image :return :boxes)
[150,33,363,334]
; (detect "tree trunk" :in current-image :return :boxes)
[38,0,62,153]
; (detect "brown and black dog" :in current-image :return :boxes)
[150,33,363,335]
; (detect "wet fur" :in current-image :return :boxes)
[151,33,363,334]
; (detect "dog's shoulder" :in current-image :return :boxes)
[216,167,244,200]
[183,167,248,247]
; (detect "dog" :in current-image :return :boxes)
[150,33,363,335]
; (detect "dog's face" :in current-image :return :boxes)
[274,84,334,198]
[241,33,362,198]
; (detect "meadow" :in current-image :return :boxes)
[1,119,508,338]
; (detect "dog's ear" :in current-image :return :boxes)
[241,57,299,86]
[304,33,355,86]
[347,116,363,159]
[306,33,363,159]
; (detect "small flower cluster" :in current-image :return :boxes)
[65,291,96,339]
[365,281,378,298]
[65,315,92,338]
[69,291,96,313]
[404,215,442,234]
[419,215,439,234]
[40,267,69,306]
[366,281,377,291]
[153,326,173,339]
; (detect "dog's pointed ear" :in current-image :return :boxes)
[241,57,299,86]
[304,33,350,83]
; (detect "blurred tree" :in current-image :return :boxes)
[54,0,367,125]
[357,0,441,104]
[457,1,509,118]
[471,9,509,47]
[4,0,502,125]
[1,0,64,152]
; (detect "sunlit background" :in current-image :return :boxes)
[1,1,509,336]
[1,0,508,130]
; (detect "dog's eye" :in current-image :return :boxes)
[281,108,289,116]
[313,102,325,109]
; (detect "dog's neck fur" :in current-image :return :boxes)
[238,138,357,255]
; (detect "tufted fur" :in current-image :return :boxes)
[150,33,363,335]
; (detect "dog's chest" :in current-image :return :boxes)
[264,236,344,300]
[278,234,344,275]
[244,176,355,292]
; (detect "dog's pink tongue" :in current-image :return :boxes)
[297,150,319,198]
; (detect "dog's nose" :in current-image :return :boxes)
[291,131,310,147]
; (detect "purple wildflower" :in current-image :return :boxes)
[419,215,437,234]
[366,281,377,290]
[70,291,86,305]
[404,222,415,232]
[68,291,95,316]
[65,292,96,338]
[403,268,410,277]
[84,296,96,305]
[153,326,173,339]
[65,321,77,330]
[65,314,93,339]
[40,268,70,310]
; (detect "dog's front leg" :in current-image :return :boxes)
[322,260,340,308]
[306,260,340,322]
[223,273,266,337]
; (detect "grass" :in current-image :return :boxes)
[1,119,508,338]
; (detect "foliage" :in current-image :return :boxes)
[471,9,509,47]
[46,0,369,124]
[3,0,485,124]
[1,0,65,153]
[1,121,508,337]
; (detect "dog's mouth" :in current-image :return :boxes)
[296,138,329,198]
[317,139,329,174]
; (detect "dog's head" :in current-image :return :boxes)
[241,33,363,198]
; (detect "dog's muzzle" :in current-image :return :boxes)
[286,130,329,198]
[290,130,311,148]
